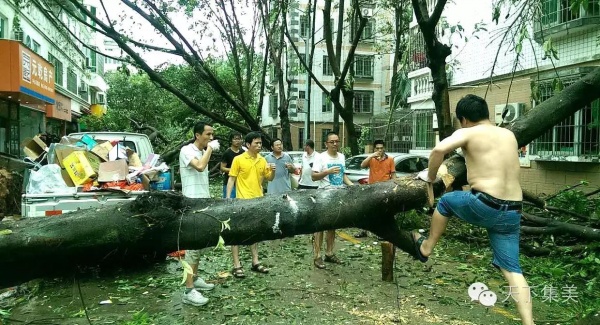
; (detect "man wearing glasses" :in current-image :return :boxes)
[354,139,397,238]
[311,132,354,269]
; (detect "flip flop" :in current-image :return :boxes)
[412,231,429,263]
[232,267,246,278]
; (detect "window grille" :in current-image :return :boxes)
[300,15,310,38]
[353,91,374,114]
[269,94,278,117]
[541,0,600,26]
[66,69,77,94]
[354,55,373,78]
[48,53,63,86]
[414,110,435,149]
[530,77,600,159]
[322,92,332,112]
[322,56,333,76]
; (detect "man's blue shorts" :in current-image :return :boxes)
[223,185,236,198]
[437,190,523,274]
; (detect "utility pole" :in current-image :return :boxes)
[303,7,311,142]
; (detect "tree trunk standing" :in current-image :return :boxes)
[411,0,454,140]
[381,242,396,282]
[340,89,360,155]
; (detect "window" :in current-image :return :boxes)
[0,16,7,38]
[298,91,305,113]
[300,15,310,38]
[66,69,77,94]
[269,94,278,117]
[298,128,304,149]
[32,40,41,54]
[48,53,64,86]
[321,128,332,150]
[322,56,333,76]
[414,110,435,149]
[541,0,600,26]
[88,47,97,72]
[350,18,376,42]
[396,157,428,174]
[530,77,600,158]
[363,19,375,39]
[354,55,373,78]
[322,92,332,112]
[90,6,97,26]
[353,91,374,114]
[385,95,391,105]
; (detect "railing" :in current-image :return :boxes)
[407,71,433,103]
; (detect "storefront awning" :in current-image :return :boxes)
[0,40,55,105]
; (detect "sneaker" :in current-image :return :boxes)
[193,278,215,291]
[182,289,209,306]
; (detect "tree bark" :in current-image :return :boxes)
[0,178,430,288]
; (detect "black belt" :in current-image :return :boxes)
[471,189,522,211]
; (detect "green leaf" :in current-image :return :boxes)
[215,235,226,250]
[0,229,12,236]
[180,260,193,285]
[492,6,501,24]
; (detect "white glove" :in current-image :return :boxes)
[416,169,434,182]
[208,140,220,151]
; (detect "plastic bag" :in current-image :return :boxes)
[26,164,73,194]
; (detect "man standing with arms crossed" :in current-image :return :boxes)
[265,138,295,195]
[226,132,275,278]
[355,139,397,238]
[220,132,244,198]
[298,139,319,190]
[311,132,354,269]
[179,121,219,306]
[414,95,534,325]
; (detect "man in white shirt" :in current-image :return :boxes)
[311,132,353,269]
[298,139,319,189]
[179,121,219,306]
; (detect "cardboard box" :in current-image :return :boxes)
[22,136,48,161]
[91,141,113,162]
[61,168,75,187]
[63,151,97,185]
[54,144,86,168]
[127,148,143,167]
[98,159,129,182]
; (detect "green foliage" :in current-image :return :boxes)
[123,309,152,325]
[548,182,598,216]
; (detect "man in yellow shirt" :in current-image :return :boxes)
[226,131,275,278]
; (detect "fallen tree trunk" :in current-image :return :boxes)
[0,177,441,288]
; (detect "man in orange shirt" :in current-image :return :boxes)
[355,139,396,238]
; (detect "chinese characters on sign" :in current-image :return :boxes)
[468,282,579,307]
[21,50,54,93]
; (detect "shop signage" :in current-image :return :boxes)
[46,92,72,121]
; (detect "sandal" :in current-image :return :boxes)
[232,267,246,278]
[411,231,429,263]
[324,254,342,264]
[313,257,326,269]
[251,263,269,274]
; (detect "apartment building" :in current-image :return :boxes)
[0,0,107,157]
[406,0,600,194]
[260,0,394,151]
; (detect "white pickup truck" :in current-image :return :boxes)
[21,132,159,218]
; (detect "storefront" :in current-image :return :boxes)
[0,39,55,156]
[45,92,72,139]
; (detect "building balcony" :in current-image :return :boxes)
[407,68,433,104]
[534,2,600,43]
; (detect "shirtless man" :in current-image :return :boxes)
[414,95,534,325]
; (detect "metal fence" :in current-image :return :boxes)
[368,109,436,153]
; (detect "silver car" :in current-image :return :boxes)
[344,153,429,184]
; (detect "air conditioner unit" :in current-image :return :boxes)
[361,8,373,17]
[79,83,89,93]
[96,94,106,104]
[494,103,524,124]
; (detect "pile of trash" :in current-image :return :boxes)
[23,134,169,194]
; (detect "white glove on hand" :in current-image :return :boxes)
[208,140,220,151]
[416,169,434,182]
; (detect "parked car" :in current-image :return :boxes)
[345,153,429,184]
